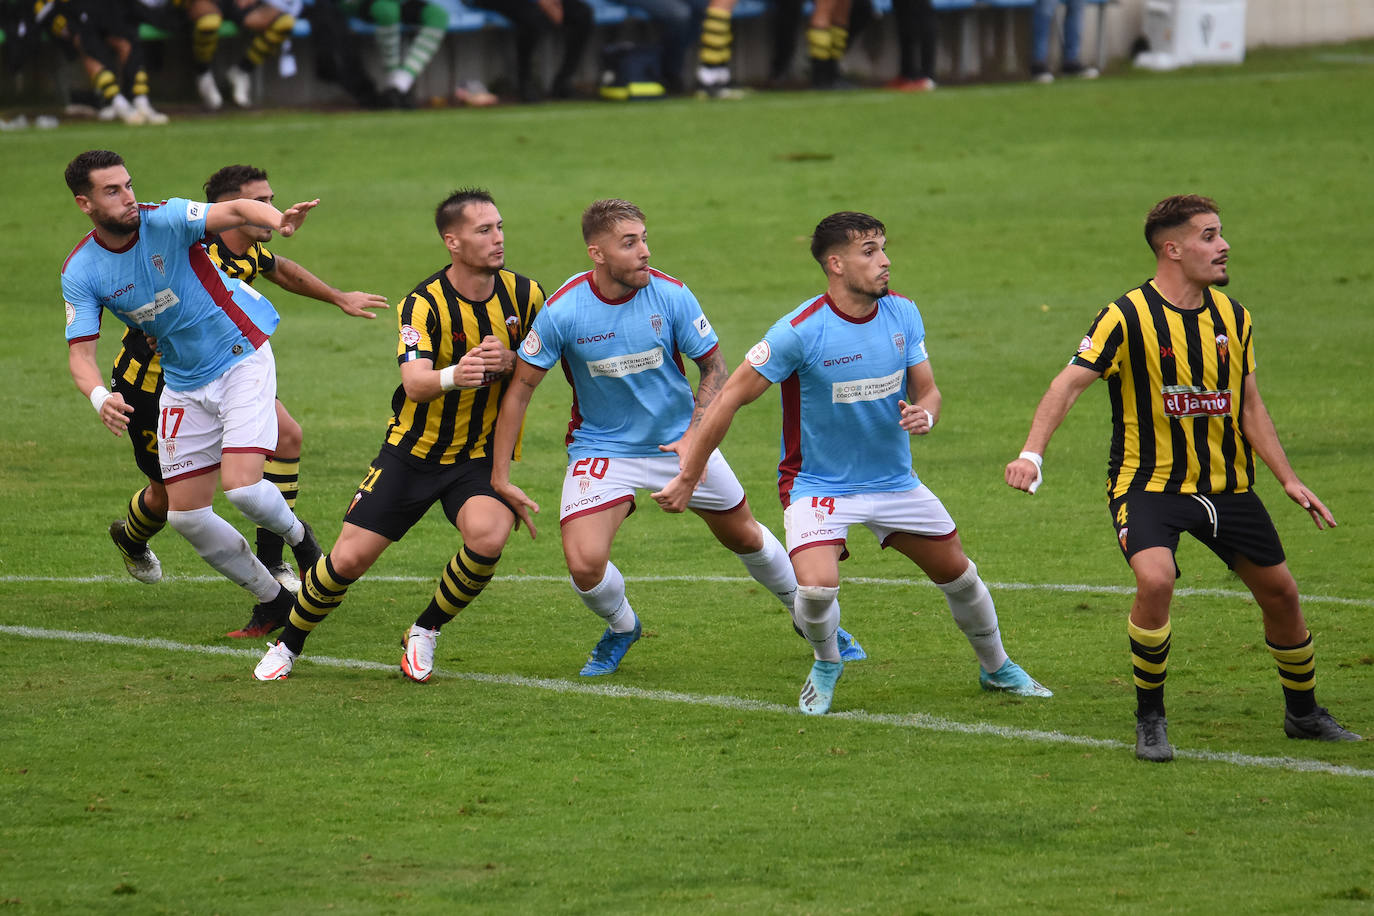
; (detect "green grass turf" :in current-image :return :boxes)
[2,41,1372,913]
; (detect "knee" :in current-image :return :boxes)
[567,557,607,591]
[369,0,401,26]
[461,518,514,559]
[274,411,303,457]
[420,2,450,29]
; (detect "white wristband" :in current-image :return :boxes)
[438,365,459,391]
[1018,450,1044,494]
[922,408,934,429]
[89,385,113,413]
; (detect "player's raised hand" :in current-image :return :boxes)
[336,291,389,319]
[278,199,320,237]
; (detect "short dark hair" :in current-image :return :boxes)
[810,211,886,266]
[204,165,269,203]
[435,188,496,235]
[1144,194,1220,254]
[581,199,645,243]
[65,149,125,196]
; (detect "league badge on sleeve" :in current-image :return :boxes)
[522,328,542,357]
[747,340,771,367]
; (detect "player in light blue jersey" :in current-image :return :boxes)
[655,211,1052,715]
[491,198,815,679]
[62,150,324,635]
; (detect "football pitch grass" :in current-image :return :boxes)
[3,41,1373,912]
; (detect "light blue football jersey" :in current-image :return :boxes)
[62,198,279,391]
[748,292,930,506]
[519,268,718,460]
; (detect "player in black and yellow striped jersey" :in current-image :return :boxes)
[254,188,544,683]
[104,165,387,638]
[1006,194,1358,759]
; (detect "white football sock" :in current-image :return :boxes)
[735,522,798,610]
[224,479,303,544]
[573,561,636,633]
[937,560,1009,673]
[167,506,279,601]
[795,585,841,661]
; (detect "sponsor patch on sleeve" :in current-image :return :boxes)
[694,315,712,338]
[186,200,207,221]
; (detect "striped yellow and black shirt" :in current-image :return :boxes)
[205,235,276,285]
[385,267,544,465]
[1072,280,1256,499]
[108,236,274,393]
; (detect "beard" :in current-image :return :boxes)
[847,277,888,301]
[610,263,651,291]
[97,210,141,236]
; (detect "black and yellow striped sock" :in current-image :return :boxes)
[806,26,832,63]
[829,25,849,60]
[192,12,222,69]
[124,487,167,545]
[1267,631,1317,717]
[699,7,733,67]
[92,68,120,104]
[255,456,299,566]
[242,12,294,69]
[414,547,501,630]
[281,555,356,653]
[128,67,151,100]
[1129,619,1171,716]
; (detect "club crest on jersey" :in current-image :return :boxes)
[151,254,165,276]
[650,313,664,337]
[892,332,905,353]
[1216,333,1229,362]
[746,340,771,367]
[506,315,520,329]
[165,440,177,460]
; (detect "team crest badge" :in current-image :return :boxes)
[650,313,663,336]
[151,254,165,276]
[1215,333,1229,362]
[579,476,591,494]
[506,315,520,329]
[893,332,905,353]
[165,440,176,460]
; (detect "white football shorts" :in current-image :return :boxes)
[157,342,279,483]
[559,450,746,524]
[783,485,956,557]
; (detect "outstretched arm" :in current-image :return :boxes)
[1005,362,1099,493]
[652,361,772,513]
[265,255,389,318]
[205,197,319,237]
[490,359,550,538]
[1240,372,1336,529]
[68,338,133,437]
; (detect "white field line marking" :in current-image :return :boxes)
[4,573,1372,609]
[2,623,1370,781]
